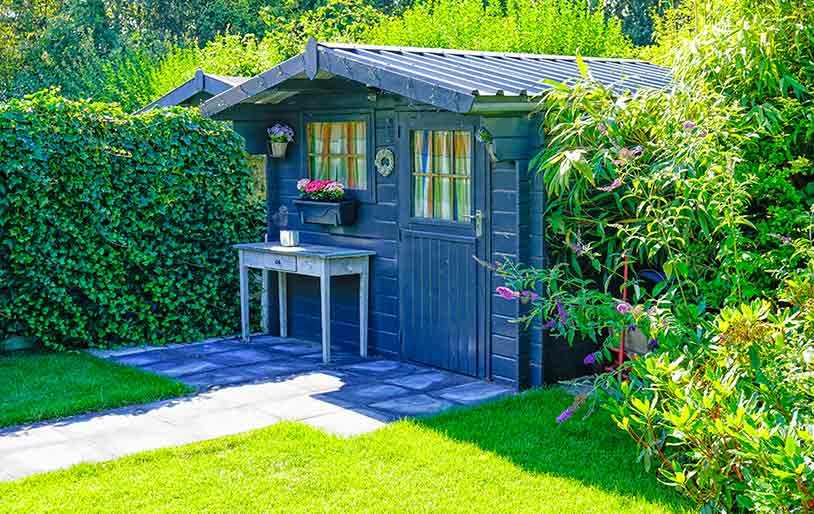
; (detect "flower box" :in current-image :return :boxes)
[294,199,358,226]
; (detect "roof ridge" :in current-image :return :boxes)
[318,41,663,66]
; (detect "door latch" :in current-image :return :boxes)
[463,209,484,238]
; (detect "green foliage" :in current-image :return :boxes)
[366,0,633,56]
[0,90,265,349]
[532,80,754,305]
[602,297,814,512]
[490,0,814,510]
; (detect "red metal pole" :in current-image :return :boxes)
[618,255,629,366]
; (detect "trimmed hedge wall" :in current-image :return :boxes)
[0,90,265,349]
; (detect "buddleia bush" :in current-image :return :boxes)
[0,90,265,349]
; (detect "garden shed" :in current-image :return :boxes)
[137,69,248,113]
[197,38,671,389]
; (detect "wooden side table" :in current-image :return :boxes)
[234,242,375,363]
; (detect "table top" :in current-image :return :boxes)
[233,242,376,259]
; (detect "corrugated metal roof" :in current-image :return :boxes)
[321,42,672,95]
[201,39,671,117]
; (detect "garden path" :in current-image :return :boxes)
[0,336,512,482]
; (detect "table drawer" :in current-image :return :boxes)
[242,251,297,272]
[330,258,366,276]
[296,256,323,276]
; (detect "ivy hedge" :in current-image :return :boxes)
[0,90,265,350]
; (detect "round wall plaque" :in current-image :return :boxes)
[375,147,395,177]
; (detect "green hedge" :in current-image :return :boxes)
[0,90,265,349]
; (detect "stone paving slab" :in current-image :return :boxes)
[0,337,514,482]
[434,381,514,405]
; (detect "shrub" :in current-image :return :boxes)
[365,0,633,57]
[602,295,814,512]
[0,90,265,349]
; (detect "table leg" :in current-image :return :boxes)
[320,265,331,363]
[359,259,369,358]
[261,270,270,334]
[278,271,288,338]
[239,253,249,343]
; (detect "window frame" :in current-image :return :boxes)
[301,111,375,203]
[409,128,474,223]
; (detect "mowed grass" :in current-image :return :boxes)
[0,351,192,429]
[0,388,691,513]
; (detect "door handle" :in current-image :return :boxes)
[462,209,484,238]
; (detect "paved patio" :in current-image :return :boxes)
[0,336,512,482]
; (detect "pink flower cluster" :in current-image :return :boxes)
[298,179,344,193]
[496,286,539,304]
[296,178,346,201]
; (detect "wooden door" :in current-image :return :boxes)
[398,113,488,377]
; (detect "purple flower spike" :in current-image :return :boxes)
[628,324,637,334]
[648,338,659,350]
[616,302,631,314]
[583,353,596,365]
[556,407,574,424]
[519,290,539,303]
[683,120,697,130]
[597,178,622,192]
[569,241,587,255]
[496,286,517,301]
[543,320,558,329]
[557,303,568,324]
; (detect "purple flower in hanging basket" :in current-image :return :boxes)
[616,302,632,314]
[628,323,637,334]
[648,338,659,350]
[267,123,295,143]
[583,353,596,365]
[496,286,518,301]
[543,319,558,329]
[519,290,539,304]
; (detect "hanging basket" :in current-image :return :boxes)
[268,142,289,159]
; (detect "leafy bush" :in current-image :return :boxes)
[602,295,814,512]
[0,90,265,349]
[366,0,632,56]
[489,0,814,510]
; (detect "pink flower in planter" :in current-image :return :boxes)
[496,286,518,301]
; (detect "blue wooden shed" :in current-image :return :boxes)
[137,69,248,113]
[194,39,670,389]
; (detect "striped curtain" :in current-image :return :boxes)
[307,121,367,189]
[412,130,471,221]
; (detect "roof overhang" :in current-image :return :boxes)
[137,69,248,114]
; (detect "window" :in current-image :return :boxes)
[411,130,471,221]
[247,154,267,202]
[306,120,368,190]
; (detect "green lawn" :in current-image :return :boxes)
[0,388,691,513]
[0,351,191,429]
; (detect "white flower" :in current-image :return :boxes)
[296,179,310,191]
